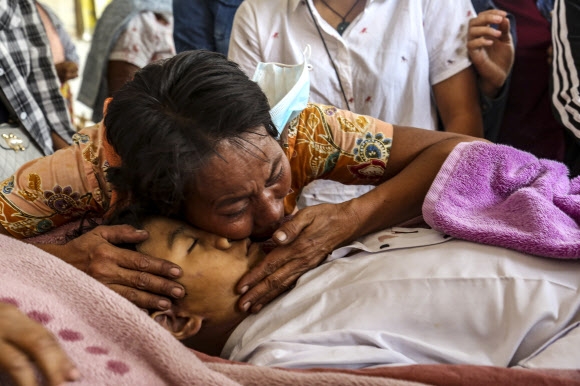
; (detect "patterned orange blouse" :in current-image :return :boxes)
[0,103,393,239]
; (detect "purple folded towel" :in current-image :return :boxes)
[423,141,580,258]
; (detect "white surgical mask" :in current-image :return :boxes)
[252,45,312,137]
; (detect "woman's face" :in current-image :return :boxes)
[185,126,291,240]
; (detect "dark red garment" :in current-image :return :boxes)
[495,0,565,161]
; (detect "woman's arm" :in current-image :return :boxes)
[433,67,484,137]
[0,126,185,311]
[107,60,140,96]
[236,126,484,313]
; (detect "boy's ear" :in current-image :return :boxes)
[151,308,203,340]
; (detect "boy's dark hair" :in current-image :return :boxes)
[103,50,276,218]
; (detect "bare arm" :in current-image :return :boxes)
[339,128,481,236]
[107,60,140,96]
[0,125,184,311]
[433,67,484,137]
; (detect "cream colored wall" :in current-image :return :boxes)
[40,0,77,37]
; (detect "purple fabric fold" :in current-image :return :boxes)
[423,141,580,258]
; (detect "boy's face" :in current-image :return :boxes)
[139,217,265,324]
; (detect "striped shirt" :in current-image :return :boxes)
[0,0,75,155]
[551,0,580,138]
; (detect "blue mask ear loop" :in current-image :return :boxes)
[273,122,290,148]
[305,0,352,111]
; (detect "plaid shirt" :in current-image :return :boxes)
[0,0,74,155]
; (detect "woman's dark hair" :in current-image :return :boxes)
[104,50,276,218]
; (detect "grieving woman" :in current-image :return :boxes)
[0,51,480,313]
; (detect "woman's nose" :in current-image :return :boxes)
[254,194,284,231]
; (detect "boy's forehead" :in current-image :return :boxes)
[142,217,207,242]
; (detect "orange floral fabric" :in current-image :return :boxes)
[0,104,393,238]
[283,103,393,213]
[0,123,110,238]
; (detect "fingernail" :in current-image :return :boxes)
[169,267,181,277]
[158,299,171,309]
[135,229,147,233]
[274,231,287,242]
[253,304,263,313]
[171,287,183,297]
[242,302,251,312]
[239,285,249,294]
[492,15,502,22]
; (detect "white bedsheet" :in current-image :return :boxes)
[223,229,580,369]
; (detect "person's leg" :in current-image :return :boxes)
[173,0,215,53]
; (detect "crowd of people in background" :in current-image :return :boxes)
[3,0,578,176]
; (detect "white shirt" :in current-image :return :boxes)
[229,0,475,131]
[222,229,580,369]
[109,11,175,69]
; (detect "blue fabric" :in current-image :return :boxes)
[537,0,555,22]
[173,0,244,56]
[78,0,172,122]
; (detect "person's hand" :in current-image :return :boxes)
[0,302,80,386]
[54,61,79,84]
[38,224,185,310]
[236,202,358,313]
[467,9,514,99]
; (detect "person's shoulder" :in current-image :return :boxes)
[72,122,102,145]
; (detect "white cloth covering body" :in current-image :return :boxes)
[222,229,580,369]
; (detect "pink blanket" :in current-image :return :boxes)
[0,233,426,386]
[423,141,580,259]
[2,234,580,385]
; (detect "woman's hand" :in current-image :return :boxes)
[236,202,358,313]
[37,224,185,311]
[467,9,514,99]
[0,302,80,386]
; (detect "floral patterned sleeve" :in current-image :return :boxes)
[283,103,394,213]
[0,124,110,238]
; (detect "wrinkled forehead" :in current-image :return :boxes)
[191,130,282,189]
[215,126,277,156]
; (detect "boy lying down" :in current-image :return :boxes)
[135,216,580,370]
